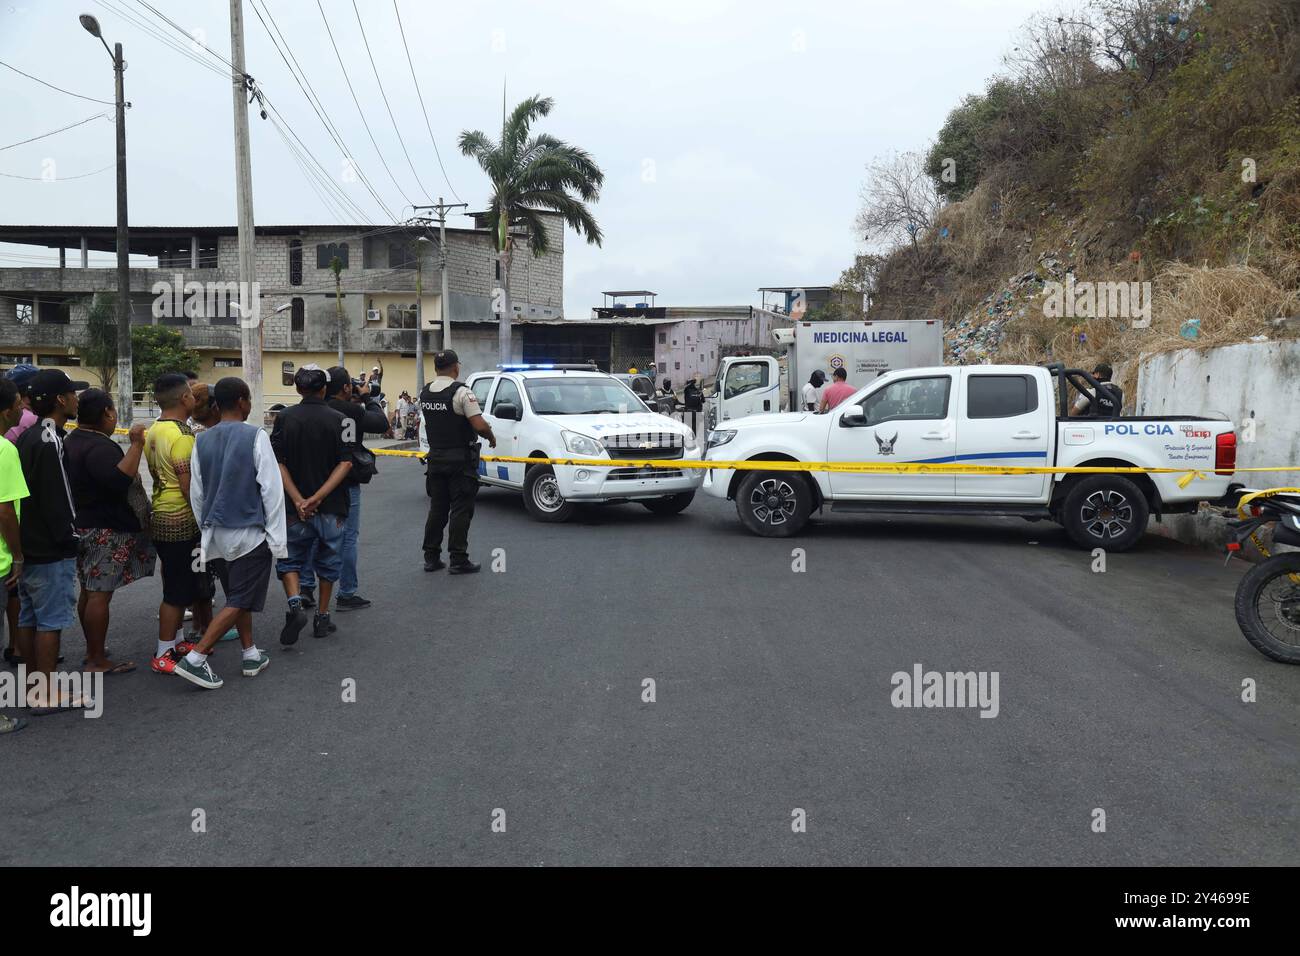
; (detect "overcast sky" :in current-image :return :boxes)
[1,0,1048,317]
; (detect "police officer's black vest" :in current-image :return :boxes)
[1094,382,1122,417]
[420,380,478,451]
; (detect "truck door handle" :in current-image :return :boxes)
[763,400,770,411]
[920,430,949,440]
[1012,431,1040,440]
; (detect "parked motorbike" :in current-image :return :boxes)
[1226,489,1300,663]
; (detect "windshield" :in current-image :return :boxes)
[524,377,650,415]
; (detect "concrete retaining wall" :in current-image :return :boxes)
[1137,340,1300,550]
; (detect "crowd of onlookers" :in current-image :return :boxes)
[1,360,388,736]
[392,390,420,441]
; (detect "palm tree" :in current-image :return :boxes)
[459,95,604,363]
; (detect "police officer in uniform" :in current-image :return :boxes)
[420,350,496,574]
[1071,362,1124,417]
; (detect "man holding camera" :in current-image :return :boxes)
[325,367,387,611]
[419,351,495,574]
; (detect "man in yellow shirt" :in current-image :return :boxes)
[143,373,210,673]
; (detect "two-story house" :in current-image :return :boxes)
[0,214,564,403]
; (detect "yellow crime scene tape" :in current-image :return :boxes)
[107,426,1300,488]
[379,449,1300,489]
[1234,487,1300,575]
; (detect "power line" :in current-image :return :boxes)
[268,118,351,222]
[0,163,115,181]
[351,0,433,203]
[129,0,239,73]
[265,109,364,225]
[248,0,398,223]
[0,60,116,105]
[92,0,229,79]
[315,0,418,210]
[0,113,111,151]
[261,94,395,225]
[391,0,463,204]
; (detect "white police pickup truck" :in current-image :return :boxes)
[702,363,1238,550]
[422,364,703,522]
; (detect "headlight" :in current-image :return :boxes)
[706,429,737,449]
[562,430,605,457]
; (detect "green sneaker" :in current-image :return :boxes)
[219,628,240,642]
[173,655,223,690]
[241,651,270,678]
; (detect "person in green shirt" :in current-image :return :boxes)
[0,378,31,735]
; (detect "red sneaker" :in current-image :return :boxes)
[151,648,183,674]
[176,640,197,656]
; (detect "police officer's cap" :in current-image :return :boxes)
[433,350,459,371]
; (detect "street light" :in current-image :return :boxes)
[81,13,133,424]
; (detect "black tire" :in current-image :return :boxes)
[1060,475,1149,551]
[641,492,695,516]
[1234,553,1300,664]
[735,470,811,537]
[523,465,576,522]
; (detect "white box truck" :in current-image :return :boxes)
[707,319,944,426]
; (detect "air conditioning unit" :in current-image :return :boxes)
[366,309,382,322]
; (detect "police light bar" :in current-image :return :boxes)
[496,363,598,371]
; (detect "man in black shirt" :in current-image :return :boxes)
[15,369,90,711]
[269,364,351,643]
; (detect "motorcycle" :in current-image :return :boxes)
[1226,489,1300,663]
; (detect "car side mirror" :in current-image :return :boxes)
[840,408,867,427]
[493,402,519,422]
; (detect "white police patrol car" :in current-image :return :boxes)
[420,364,703,521]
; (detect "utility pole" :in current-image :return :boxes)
[229,0,262,421]
[79,15,133,423]
[112,40,132,424]
[412,200,466,362]
[414,237,426,394]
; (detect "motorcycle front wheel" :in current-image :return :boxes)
[1234,553,1300,664]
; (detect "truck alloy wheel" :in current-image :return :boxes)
[1080,489,1135,539]
[1061,475,1149,552]
[736,471,810,537]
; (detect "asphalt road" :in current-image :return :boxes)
[2,458,1297,866]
